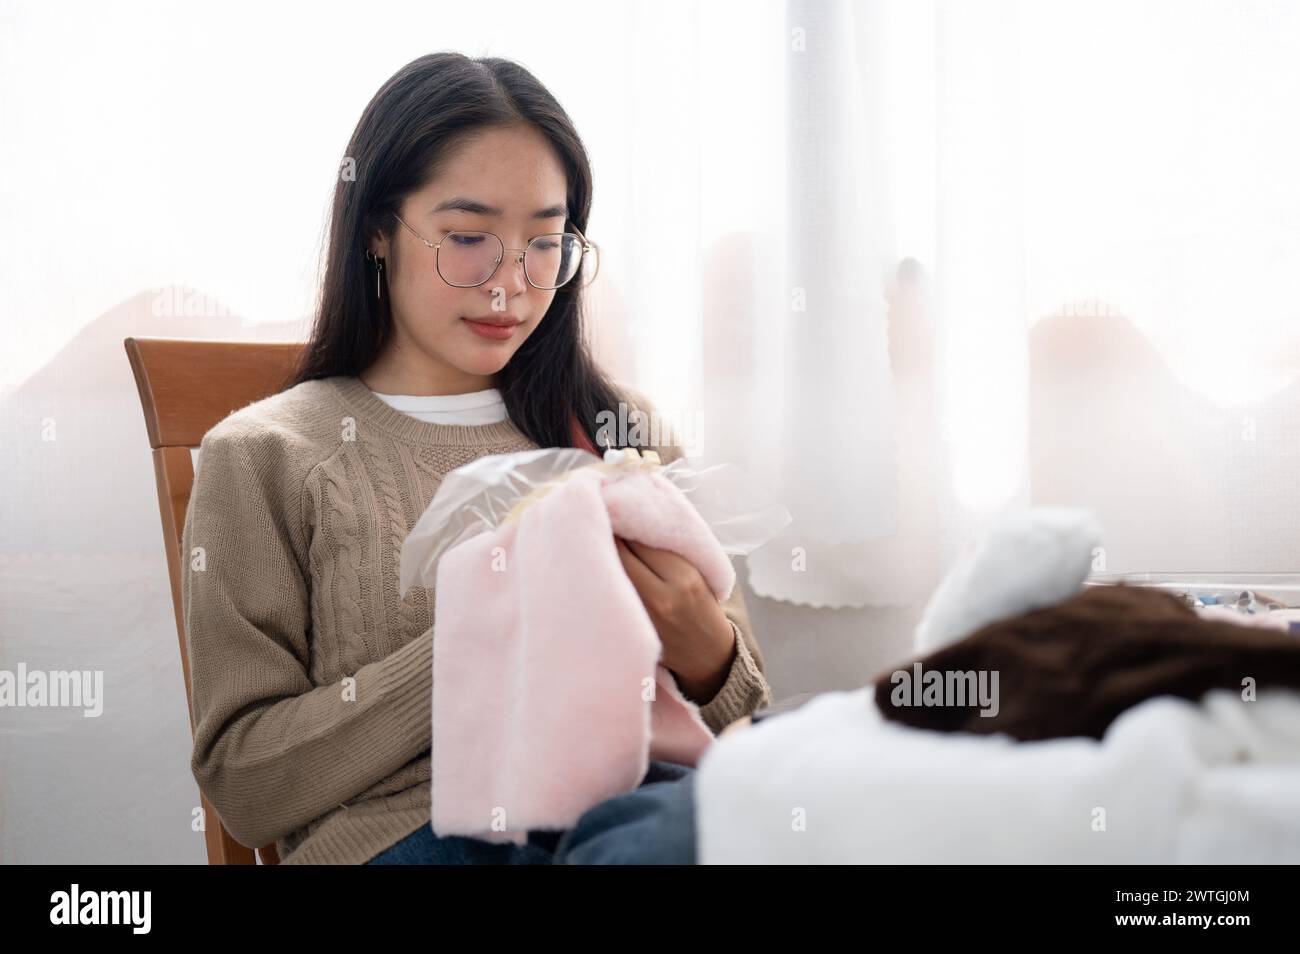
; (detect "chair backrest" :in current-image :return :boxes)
[124,336,305,865]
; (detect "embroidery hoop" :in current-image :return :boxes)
[398,433,793,600]
[500,434,662,527]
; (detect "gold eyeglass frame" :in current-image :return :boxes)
[391,212,600,290]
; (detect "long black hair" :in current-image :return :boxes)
[286,52,633,452]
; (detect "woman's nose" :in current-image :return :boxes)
[492,249,529,296]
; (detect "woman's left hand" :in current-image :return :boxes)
[614,535,737,704]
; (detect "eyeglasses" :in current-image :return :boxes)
[392,213,600,290]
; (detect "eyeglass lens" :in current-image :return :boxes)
[438,231,592,289]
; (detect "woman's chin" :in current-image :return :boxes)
[452,350,514,378]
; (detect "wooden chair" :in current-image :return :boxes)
[124,336,305,865]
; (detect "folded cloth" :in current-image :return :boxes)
[431,463,732,843]
[875,582,1300,741]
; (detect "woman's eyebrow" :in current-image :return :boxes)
[432,196,568,219]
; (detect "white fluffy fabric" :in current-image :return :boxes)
[913,507,1103,653]
[695,686,1300,863]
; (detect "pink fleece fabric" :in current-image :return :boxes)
[430,464,735,843]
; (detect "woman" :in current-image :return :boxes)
[180,51,773,865]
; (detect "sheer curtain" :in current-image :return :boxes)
[601,0,1300,610]
[591,0,934,611]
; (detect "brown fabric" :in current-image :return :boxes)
[874,583,1300,741]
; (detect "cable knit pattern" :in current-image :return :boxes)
[355,425,426,650]
[179,373,772,865]
[321,455,368,676]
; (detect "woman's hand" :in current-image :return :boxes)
[614,535,737,704]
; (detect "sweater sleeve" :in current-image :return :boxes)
[695,574,775,734]
[617,382,776,734]
[180,428,433,849]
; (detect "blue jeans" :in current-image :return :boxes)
[365,760,697,865]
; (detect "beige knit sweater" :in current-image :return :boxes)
[180,374,773,865]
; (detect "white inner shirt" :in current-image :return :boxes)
[368,386,509,425]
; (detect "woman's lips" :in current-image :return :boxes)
[461,317,519,341]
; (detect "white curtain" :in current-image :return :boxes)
[598,0,1001,608]
[592,0,934,610]
[599,0,1300,609]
